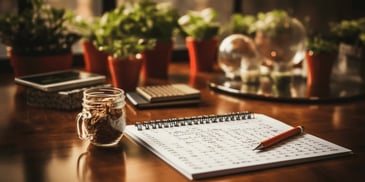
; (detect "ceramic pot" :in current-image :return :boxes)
[107,55,143,92]
[305,51,337,86]
[185,37,218,75]
[9,49,73,77]
[142,40,173,80]
[82,41,109,75]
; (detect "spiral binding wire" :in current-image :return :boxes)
[135,111,254,131]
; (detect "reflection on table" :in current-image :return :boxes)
[209,75,365,102]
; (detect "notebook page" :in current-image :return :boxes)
[125,113,352,180]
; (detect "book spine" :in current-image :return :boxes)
[135,111,254,131]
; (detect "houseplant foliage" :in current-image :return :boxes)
[69,0,179,78]
[0,0,80,56]
[132,0,179,43]
[0,0,80,77]
[306,35,338,54]
[178,8,220,74]
[305,34,338,86]
[330,18,365,47]
[178,8,220,41]
[93,4,156,59]
[225,14,256,37]
[67,13,110,75]
[130,0,179,79]
[329,18,365,82]
[93,4,156,91]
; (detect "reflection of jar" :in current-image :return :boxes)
[77,144,126,182]
[76,87,126,147]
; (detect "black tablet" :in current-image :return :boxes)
[14,70,106,92]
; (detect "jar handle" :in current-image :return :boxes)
[76,112,91,140]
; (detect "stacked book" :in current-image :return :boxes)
[126,84,201,109]
[15,70,107,110]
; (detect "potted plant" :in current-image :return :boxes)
[130,0,179,80]
[224,13,256,38]
[305,34,338,86]
[68,15,109,75]
[330,18,365,81]
[330,18,365,47]
[94,5,155,91]
[0,0,80,77]
[178,8,220,75]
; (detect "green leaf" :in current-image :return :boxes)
[178,8,220,40]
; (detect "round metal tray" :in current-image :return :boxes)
[209,76,365,103]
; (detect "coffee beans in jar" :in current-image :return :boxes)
[76,87,126,147]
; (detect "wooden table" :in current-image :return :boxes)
[1,62,365,182]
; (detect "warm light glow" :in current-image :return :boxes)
[136,53,143,60]
[270,51,277,57]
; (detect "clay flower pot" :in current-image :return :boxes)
[305,50,337,86]
[185,37,218,75]
[142,40,173,79]
[107,55,143,92]
[8,49,73,77]
[82,41,109,75]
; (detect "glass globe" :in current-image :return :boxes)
[254,16,306,74]
[218,34,260,80]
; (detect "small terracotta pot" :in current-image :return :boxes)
[305,51,337,86]
[82,41,109,75]
[9,49,73,77]
[142,40,173,80]
[185,37,218,75]
[107,55,143,92]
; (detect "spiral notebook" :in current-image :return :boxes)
[125,112,352,180]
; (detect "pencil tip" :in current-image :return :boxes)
[253,144,264,150]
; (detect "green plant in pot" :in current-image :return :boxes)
[330,18,365,47]
[67,13,110,75]
[330,18,365,81]
[305,34,338,86]
[224,13,256,37]
[0,0,80,76]
[178,8,220,74]
[130,0,180,79]
[93,5,156,91]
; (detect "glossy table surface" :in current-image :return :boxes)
[1,62,365,182]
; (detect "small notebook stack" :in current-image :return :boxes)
[126,84,201,109]
[14,70,107,110]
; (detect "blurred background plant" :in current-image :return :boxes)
[330,17,365,46]
[93,4,156,59]
[224,14,256,37]
[306,34,338,54]
[0,0,80,56]
[178,8,220,41]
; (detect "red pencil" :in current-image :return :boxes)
[253,126,304,150]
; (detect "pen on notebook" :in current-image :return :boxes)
[253,125,304,150]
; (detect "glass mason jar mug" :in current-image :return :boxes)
[76,87,126,147]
